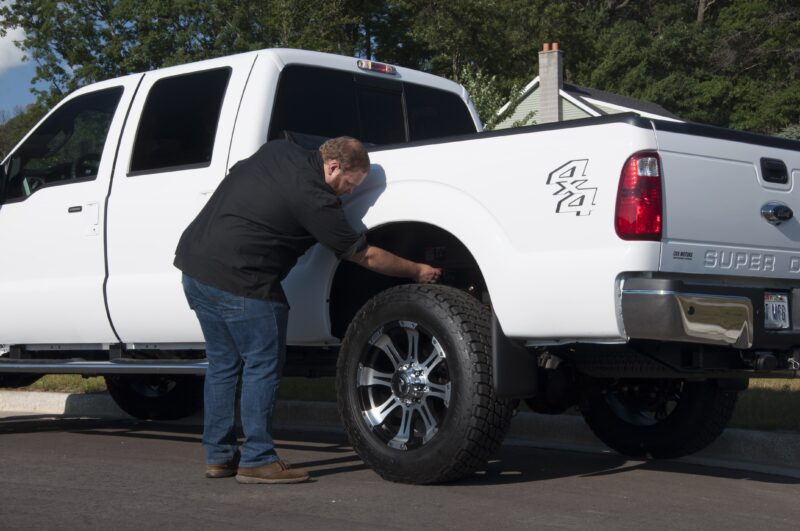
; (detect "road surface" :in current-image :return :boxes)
[1,414,797,530]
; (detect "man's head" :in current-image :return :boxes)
[320,137,370,195]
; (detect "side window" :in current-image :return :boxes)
[1,87,123,203]
[268,66,406,146]
[129,67,231,175]
[404,82,477,141]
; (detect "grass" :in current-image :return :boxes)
[17,375,800,432]
[729,378,800,432]
[27,374,107,394]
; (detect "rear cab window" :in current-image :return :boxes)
[267,65,476,147]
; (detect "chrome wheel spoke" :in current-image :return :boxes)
[405,328,420,363]
[372,333,406,369]
[358,366,393,388]
[388,406,414,449]
[426,382,451,406]
[420,350,444,375]
[366,395,402,426]
[417,401,439,443]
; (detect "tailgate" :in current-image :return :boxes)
[654,121,800,280]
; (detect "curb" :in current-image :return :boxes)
[2,390,799,478]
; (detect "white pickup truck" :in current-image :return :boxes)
[2,49,799,484]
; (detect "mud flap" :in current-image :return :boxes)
[492,314,538,398]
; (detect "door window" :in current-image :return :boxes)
[129,67,231,175]
[1,87,123,203]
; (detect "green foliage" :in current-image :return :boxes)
[0,105,46,159]
[1,0,798,135]
[0,0,368,108]
[730,378,800,432]
[456,64,535,130]
[778,125,800,140]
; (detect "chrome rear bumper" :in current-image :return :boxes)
[622,288,753,348]
[621,277,800,350]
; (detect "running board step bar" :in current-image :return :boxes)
[0,360,208,375]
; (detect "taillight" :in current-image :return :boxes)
[615,152,662,240]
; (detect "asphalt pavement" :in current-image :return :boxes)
[1,414,799,530]
[2,390,799,479]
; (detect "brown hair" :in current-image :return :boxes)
[319,137,370,173]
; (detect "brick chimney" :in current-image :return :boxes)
[538,42,563,123]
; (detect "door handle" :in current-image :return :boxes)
[761,201,793,225]
[68,206,83,213]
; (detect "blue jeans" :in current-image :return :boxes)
[182,274,288,467]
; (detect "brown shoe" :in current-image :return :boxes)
[205,452,240,479]
[235,460,310,484]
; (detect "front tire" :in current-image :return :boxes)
[105,374,203,420]
[337,284,513,484]
[580,378,738,458]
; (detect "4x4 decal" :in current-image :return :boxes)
[547,159,597,216]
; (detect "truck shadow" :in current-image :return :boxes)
[0,414,796,486]
[452,444,800,487]
[341,163,387,232]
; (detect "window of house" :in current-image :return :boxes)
[1,87,123,203]
[129,67,231,175]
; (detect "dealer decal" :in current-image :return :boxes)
[672,250,694,261]
[547,159,596,216]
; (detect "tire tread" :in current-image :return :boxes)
[338,284,513,484]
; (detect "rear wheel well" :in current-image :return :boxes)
[329,222,486,339]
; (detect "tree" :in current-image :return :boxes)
[778,125,800,141]
[0,104,46,159]
[0,0,366,107]
[1,0,798,135]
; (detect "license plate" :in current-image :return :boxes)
[764,292,790,330]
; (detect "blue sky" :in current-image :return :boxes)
[0,61,38,115]
[0,20,39,120]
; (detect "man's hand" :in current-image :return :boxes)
[416,264,442,283]
[349,245,442,283]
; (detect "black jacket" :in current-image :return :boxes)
[174,139,366,303]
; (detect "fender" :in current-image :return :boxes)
[282,177,516,344]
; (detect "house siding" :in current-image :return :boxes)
[494,86,673,129]
[495,90,539,129]
[563,99,592,121]
[495,89,591,129]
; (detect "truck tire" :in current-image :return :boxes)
[337,284,513,484]
[580,378,738,458]
[0,374,42,388]
[105,374,203,420]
